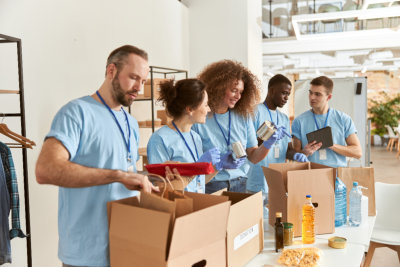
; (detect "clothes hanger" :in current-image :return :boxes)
[0,114,35,149]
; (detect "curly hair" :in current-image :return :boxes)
[197,60,260,117]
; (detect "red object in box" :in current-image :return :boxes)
[145,162,215,177]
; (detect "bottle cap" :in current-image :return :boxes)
[353,181,358,186]
[306,194,311,198]
[276,212,282,218]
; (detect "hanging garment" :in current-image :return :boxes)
[0,142,26,239]
[0,156,11,264]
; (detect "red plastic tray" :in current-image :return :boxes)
[145,162,215,177]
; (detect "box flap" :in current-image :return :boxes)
[107,196,139,228]
[267,162,310,191]
[109,202,171,262]
[168,201,230,260]
[263,166,288,224]
[287,168,335,236]
[224,192,264,266]
[337,167,376,216]
[185,191,229,211]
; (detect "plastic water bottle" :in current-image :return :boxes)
[349,182,362,227]
[335,177,347,227]
[302,195,315,244]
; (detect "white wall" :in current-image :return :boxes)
[0,0,189,266]
[186,0,263,80]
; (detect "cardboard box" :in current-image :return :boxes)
[213,190,264,267]
[263,162,335,237]
[337,167,376,216]
[108,192,230,267]
[144,78,168,99]
[157,109,172,125]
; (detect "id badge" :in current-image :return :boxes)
[274,145,280,159]
[128,165,134,172]
[319,149,327,160]
[197,181,204,193]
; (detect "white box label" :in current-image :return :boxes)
[233,224,259,251]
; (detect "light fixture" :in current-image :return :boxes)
[361,66,368,73]
[266,72,275,77]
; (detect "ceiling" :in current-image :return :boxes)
[262,0,400,77]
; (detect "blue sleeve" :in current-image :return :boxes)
[285,115,291,144]
[246,117,258,148]
[343,114,357,138]
[46,102,82,159]
[291,118,301,140]
[147,134,170,164]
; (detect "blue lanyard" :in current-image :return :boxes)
[172,121,199,162]
[214,109,231,146]
[96,91,132,162]
[264,101,279,125]
[312,108,330,130]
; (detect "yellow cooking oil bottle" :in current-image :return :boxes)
[302,194,315,244]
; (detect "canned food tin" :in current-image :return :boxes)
[231,141,246,159]
[256,120,276,141]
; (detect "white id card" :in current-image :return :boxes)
[128,165,134,172]
[274,145,280,158]
[319,149,327,160]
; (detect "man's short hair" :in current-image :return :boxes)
[268,74,292,91]
[106,45,148,73]
[310,76,333,94]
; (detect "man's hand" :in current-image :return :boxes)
[302,141,322,156]
[120,172,159,193]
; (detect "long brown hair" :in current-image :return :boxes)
[198,60,260,117]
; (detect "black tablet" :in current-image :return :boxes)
[306,126,333,149]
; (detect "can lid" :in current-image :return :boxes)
[283,222,293,229]
[306,194,312,198]
[276,212,282,217]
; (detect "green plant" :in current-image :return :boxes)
[368,93,400,136]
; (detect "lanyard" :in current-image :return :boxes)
[214,109,231,146]
[264,101,279,125]
[172,121,199,162]
[96,91,132,162]
[312,108,330,130]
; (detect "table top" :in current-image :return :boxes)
[245,216,376,267]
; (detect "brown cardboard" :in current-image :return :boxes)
[144,78,168,98]
[337,167,376,216]
[263,162,335,237]
[212,190,264,267]
[108,192,230,267]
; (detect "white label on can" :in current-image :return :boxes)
[233,224,259,251]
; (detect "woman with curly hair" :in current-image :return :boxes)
[192,60,288,194]
[147,78,221,193]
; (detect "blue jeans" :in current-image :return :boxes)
[205,177,247,194]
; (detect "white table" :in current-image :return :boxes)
[245,216,376,267]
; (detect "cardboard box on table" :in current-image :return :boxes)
[107,191,230,267]
[213,190,264,267]
[263,162,335,237]
[337,167,376,216]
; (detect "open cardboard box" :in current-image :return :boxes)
[263,162,335,237]
[107,191,230,267]
[337,167,376,216]
[213,190,264,267]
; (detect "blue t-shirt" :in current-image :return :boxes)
[192,111,257,181]
[291,108,357,168]
[247,103,291,193]
[46,96,140,266]
[147,126,205,193]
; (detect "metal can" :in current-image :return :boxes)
[231,141,246,159]
[256,120,276,141]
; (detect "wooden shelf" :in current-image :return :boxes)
[0,89,19,94]
[135,95,151,101]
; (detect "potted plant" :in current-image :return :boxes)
[368,92,400,145]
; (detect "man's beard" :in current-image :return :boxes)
[111,73,136,107]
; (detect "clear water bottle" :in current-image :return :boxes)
[349,181,362,227]
[335,177,347,227]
